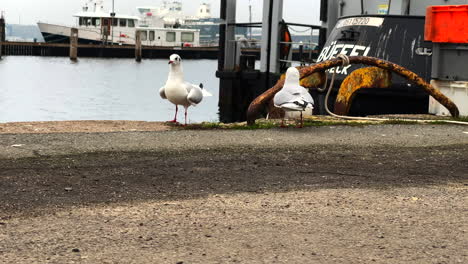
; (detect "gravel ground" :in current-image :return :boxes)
[0,123,467,263]
[0,120,170,134]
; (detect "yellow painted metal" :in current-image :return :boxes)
[334,67,392,115]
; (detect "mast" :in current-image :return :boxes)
[111,0,115,45]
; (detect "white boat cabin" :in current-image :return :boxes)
[70,0,139,45]
[137,27,200,47]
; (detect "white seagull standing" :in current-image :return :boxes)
[159,54,212,125]
[273,67,314,127]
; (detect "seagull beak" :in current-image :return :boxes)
[168,60,174,64]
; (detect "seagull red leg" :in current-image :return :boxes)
[295,111,304,128]
[169,105,178,123]
[280,119,287,128]
[300,111,304,128]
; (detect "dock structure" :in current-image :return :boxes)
[0,41,221,59]
[217,0,322,123]
[0,40,314,60]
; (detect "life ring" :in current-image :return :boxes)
[279,20,292,73]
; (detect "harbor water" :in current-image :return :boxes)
[0,56,219,123]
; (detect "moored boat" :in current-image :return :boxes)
[38,0,200,47]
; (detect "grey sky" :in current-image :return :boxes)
[1,0,320,26]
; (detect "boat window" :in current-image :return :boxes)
[92,18,101,27]
[181,32,194,42]
[112,18,118,27]
[103,19,109,26]
[128,20,135,28]
[79,17,84,26]
[119,19,127,27]
[149,31,155,41]
[138,8,150,14]
[166,32,176,42]
[140,31,148,41]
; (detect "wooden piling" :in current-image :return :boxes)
[299,44,304,66]
[70,28,78,61]
[135,30,142,62]
[0,17,5,59]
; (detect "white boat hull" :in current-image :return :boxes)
[38,22,136,45]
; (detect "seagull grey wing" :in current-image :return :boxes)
[273,90,296,107]
[285,84,314,106]
[159,86,167,99]
[274,87,314,111]
[185,83,203,106]
[300,88,314,105]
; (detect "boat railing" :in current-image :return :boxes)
[226,21,322,69]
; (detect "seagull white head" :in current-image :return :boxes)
[168,54,182,65]
[285,67,300,85]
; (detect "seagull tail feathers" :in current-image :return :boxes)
[202,89,213,97]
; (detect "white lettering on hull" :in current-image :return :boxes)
[335,17,385,28]
[317,41,371,75]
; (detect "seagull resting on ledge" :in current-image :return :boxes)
[273,67,314,128]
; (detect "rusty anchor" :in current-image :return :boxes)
[247,56,460,125]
